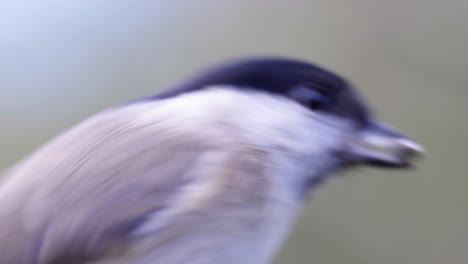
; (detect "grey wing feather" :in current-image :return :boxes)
[0,105,228,263]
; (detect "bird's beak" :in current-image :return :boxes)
[345,120,425,168]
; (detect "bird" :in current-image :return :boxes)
[0,56,424,264]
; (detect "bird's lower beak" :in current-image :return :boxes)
[344,120,425,168]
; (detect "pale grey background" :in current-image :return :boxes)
[1,1,467,263]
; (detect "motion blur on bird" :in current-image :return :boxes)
[0,56,424,264]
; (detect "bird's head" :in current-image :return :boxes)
[144,56,424,194]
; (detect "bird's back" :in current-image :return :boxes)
[0,96,300,264]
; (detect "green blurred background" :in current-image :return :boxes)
[1,1,467,263]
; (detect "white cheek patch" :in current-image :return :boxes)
[138,84,353,157]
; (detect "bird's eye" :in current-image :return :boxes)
[290,84,332,111]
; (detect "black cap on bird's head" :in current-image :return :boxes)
[149,57,369,126]
[146,56,424,169]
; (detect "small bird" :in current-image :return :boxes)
[0,57,424,264]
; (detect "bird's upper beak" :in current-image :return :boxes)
[344,120,425,168]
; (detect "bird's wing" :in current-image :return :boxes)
[0,104,264,263]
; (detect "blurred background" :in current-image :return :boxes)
[0,1,467,263]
